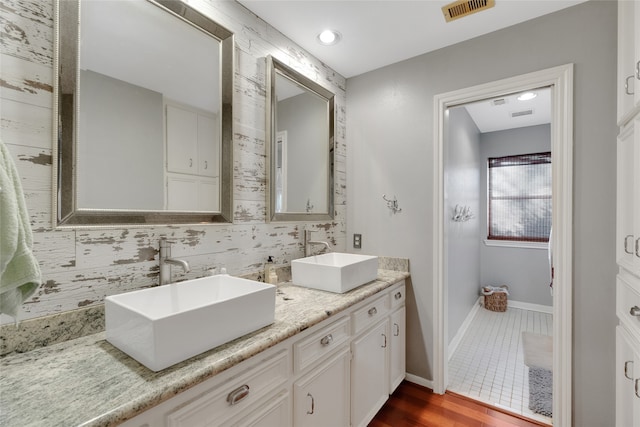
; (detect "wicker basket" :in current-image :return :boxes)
[483,285,508,312]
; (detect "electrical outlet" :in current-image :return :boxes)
[353,233,362,249]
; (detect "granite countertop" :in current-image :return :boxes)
[0,270,409,427]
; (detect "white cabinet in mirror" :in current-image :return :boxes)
[54,0,234,226]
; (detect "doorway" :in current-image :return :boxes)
[432,65,573,426]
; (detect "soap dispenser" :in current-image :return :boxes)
[265,256,278,285]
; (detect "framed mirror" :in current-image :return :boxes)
[53,0,234,226]
[266,56,335,222]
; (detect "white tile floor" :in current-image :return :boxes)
[448,305,553,425]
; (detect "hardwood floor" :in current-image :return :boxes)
[369,381,551,427]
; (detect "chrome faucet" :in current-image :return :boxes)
[304,230,332,257]
[159,238,191,286]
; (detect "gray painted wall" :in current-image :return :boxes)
[278,93,328,212]
[346,2,617,424]
[78,70,164,210]
[446,106,481,344]
[479,125,553,307]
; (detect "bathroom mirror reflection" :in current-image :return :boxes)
[54,0,234,226]
[266,56,335,222]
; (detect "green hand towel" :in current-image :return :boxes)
[0,140,41,318]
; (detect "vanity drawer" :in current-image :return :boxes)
[293,316,350,373]
[166,350,289,427]
[352,294,389,336]
[389,281,406,310]
[617,273,640,340]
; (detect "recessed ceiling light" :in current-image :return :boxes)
[517,92,538,101]
[317,29,341,46]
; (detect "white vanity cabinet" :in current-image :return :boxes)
[120,279,407,427]
[617,4,640,425]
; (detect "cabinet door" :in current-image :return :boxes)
[293,348,350,427]
[618,0,640,124]
[197,177,219,211]
[197,114,218,178]
[226,391,290,427]
[389,306,406,394]
[617,325,640,427]
[166,105,198,174]
[616,326,635,427]
[167,175,198,211]
[635,117,640,275]
[618,122,636,270]
[351,319,389,427]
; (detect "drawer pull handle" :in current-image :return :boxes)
[637,60,640,79]
[625,361,634,380]
[395,291,402,300]
[227,384,250,405]
[631,306,640,317]
[626,75,635,95]
[636,379,640,398]
[636,237,640,258]
[394,323,400,336]
[320,334,333,346]
[625,235,634,254]
[307,393,315,414]
[382,333,387,348]
[368,307,377,316]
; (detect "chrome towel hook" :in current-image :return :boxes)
[382,194,402,214]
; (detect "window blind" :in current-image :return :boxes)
[488,152,551,242]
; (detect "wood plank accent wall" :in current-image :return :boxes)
[0,0,347,325]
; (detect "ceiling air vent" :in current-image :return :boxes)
[511,109,534,118]
[442,0,496,23]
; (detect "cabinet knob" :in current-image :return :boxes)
[636,60,640,79]
[636,237,640,258]
[626,75,635,95]
[630,306,640,317]
[320,334,333,346]
[368,307,377,316]
[227,384,250,405]
[625,235,634,255]
[394,323,400,337]
[382,333,387,348]
[204,160,208,170]
[189,158,193,167]
[307,393,315,414]
[636,379,640,399]
[625,360,634,380]
[394,291,402,300]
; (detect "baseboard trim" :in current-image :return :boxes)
[405,373,434,391]
[448,297,482,359]
[508,300,553,314]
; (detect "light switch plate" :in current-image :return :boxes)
[353,233,362,249]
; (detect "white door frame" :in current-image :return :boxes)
[432,64,573,427]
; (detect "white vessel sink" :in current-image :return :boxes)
[291,252,378,293]
[105,275,276,371]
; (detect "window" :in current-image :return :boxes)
[487,152,551,242]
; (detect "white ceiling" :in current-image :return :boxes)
[238,0,588,79]
[239,0,572,131]
[464,87,551,133]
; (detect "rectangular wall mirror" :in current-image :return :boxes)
[54,0,234,226]
[266,56,335,222]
